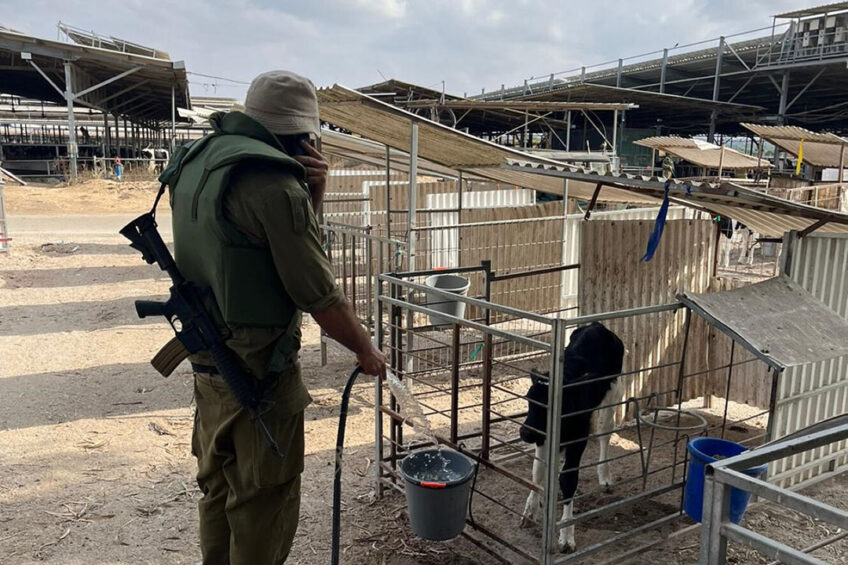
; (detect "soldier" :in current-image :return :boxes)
[168,70,385,564]
[660,150,675,180]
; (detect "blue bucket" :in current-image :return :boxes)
[683,437,767,523]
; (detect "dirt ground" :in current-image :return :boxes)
[1,180,845,564]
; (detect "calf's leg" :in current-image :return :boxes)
[594,406,614,490]
[520,443,546,527]
[558,437,589,553]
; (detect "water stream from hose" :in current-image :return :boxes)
[386,371,459,482]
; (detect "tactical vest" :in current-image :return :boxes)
[164,112,307,329]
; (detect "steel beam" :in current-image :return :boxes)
[96,79,149,106]
[785,67,825,112]
[26,59,65,98]
[74,66,142,100]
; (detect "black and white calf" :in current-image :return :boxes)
[717,217,757,267]
[519,322,625,553]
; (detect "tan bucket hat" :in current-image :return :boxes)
[243,70,321,137]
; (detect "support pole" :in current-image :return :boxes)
[708,37,725,143]
[457,170,463,267]
[102,112,109,159]
[407,121,418,271]
[616,58,623,88]
[612,109,619,161]
[839,145,845,210]
[565,110,571,151]
[718,144,725,179]
[171,84,177,152]
[542,319,567,563]
[523,110,529,149]
[63,61,78,181]
[385,144,391,239]
[660,48,669,93]
[560,178,570,311]
[775,71,791,167]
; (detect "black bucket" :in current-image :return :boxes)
[398,449,476,541]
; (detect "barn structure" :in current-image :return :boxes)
[315,85,848,563]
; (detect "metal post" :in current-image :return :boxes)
[777,70,791,123]
[374,277,384,497]
[102,112,109,160]
[450,323,460,443]
[481,260,493,459]
[616,58,623,88]
[63,61,78,181]
[560,178,570,311]
[542,318,567,563]
[407,121,418,271]
[709,37,725,143]
[523,110,529,149]
[713,37,725,102]
[765,367,782,442]
[385,145,391,238]
[718,144,726,179]
[660,48,669,93]
[700,466,730,564]
[457,170,463,267]
[612,109,619,160]
[171,84,177,152]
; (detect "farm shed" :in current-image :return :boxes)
[633,136,771,172]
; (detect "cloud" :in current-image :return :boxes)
[0,0,803,100]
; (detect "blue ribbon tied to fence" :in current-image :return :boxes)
[641,180,671,262]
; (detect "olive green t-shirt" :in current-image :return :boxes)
[189,162,344,415]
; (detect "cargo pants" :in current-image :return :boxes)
[192,371,305,565]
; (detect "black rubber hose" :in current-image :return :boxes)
[331,366,364,565]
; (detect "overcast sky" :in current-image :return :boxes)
[3,0,803,100]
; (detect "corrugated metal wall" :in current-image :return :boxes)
[771,233,848,487]
[578,219,716,422]
[561,207,697,313]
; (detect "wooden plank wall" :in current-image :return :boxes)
[578,219,716,422]
[457,202,564,316]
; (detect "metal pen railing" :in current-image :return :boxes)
[699,420,848,564]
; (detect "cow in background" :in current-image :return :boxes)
[717,216,757,268]
[519,322,625,553]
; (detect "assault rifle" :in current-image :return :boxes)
[120,211,284,457]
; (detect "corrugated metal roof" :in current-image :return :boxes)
[775,2,848,18]
[741,123,848,168]
[679,276,848,369]
[634,136,770,170]
[502,163,848,237]
[0,28,190,121]
[321,129,459,178]
[318,84,657,204]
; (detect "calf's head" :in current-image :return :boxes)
[519,370,549,445]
